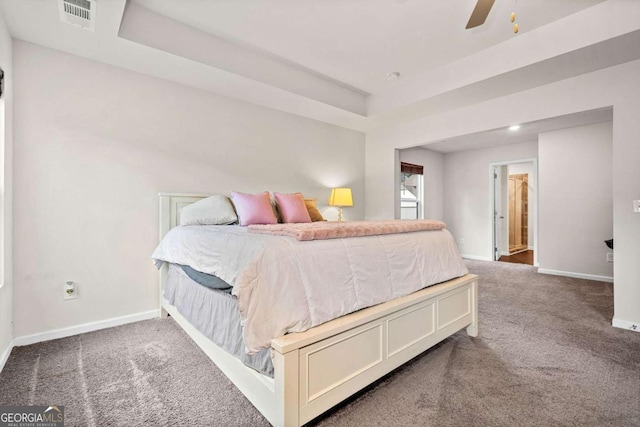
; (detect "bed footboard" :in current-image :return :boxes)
[270,273,478,426]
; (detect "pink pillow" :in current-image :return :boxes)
[274,192,312,224]
[230,191,278,226]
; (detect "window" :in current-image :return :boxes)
[400,162,423,220]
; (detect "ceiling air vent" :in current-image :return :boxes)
[58,0,96,31]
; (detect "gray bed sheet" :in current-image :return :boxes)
[164,263,274,377]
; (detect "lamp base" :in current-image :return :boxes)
[337,206,344,222]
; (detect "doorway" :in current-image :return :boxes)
[490,159,537,266]
[508,173,528,253]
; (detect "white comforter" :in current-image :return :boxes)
[152,225,468,353]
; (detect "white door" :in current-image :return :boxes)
[493,166,503,261]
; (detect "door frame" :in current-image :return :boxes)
[489,158,538,266]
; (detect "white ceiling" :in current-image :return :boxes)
[422,108,613,153]
[0,0,639,142]
[131,0,605,94]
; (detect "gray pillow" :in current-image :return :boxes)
[178,264,232,292]
[179,194,237,226]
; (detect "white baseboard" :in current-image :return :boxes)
[537,268,613,283]
[13,310,158,347]
[500,251,510,257]
[0,340,13,373]
[461,254,493,262]
[612,318,640,333]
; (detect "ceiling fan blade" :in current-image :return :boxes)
[465,0,496,29]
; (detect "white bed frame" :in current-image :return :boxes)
[158,193,478,426]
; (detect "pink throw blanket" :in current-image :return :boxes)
[247,220,446,241]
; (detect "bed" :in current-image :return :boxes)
[155,193,478,426]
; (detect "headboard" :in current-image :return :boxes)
[158,192,209,239]
[157,193,208,313]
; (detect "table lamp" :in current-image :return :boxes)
[329,188,353,222]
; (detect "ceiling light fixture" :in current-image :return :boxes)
[509,125,521,131]
[386,72,400,82]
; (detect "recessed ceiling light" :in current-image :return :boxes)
[386,72,400,82]
[509,125,521,131]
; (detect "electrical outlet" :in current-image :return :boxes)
[607,253,614,263]
[634,200,640,213]
[64,281,78,300]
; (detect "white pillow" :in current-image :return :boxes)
[179,195,238,226]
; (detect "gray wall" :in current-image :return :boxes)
[12,41,365,337]
[443,141,538,260]
[538,122,613,279]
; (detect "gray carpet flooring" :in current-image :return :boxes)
[1,260,639,426]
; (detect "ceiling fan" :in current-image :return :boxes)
[465,0,496,29]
